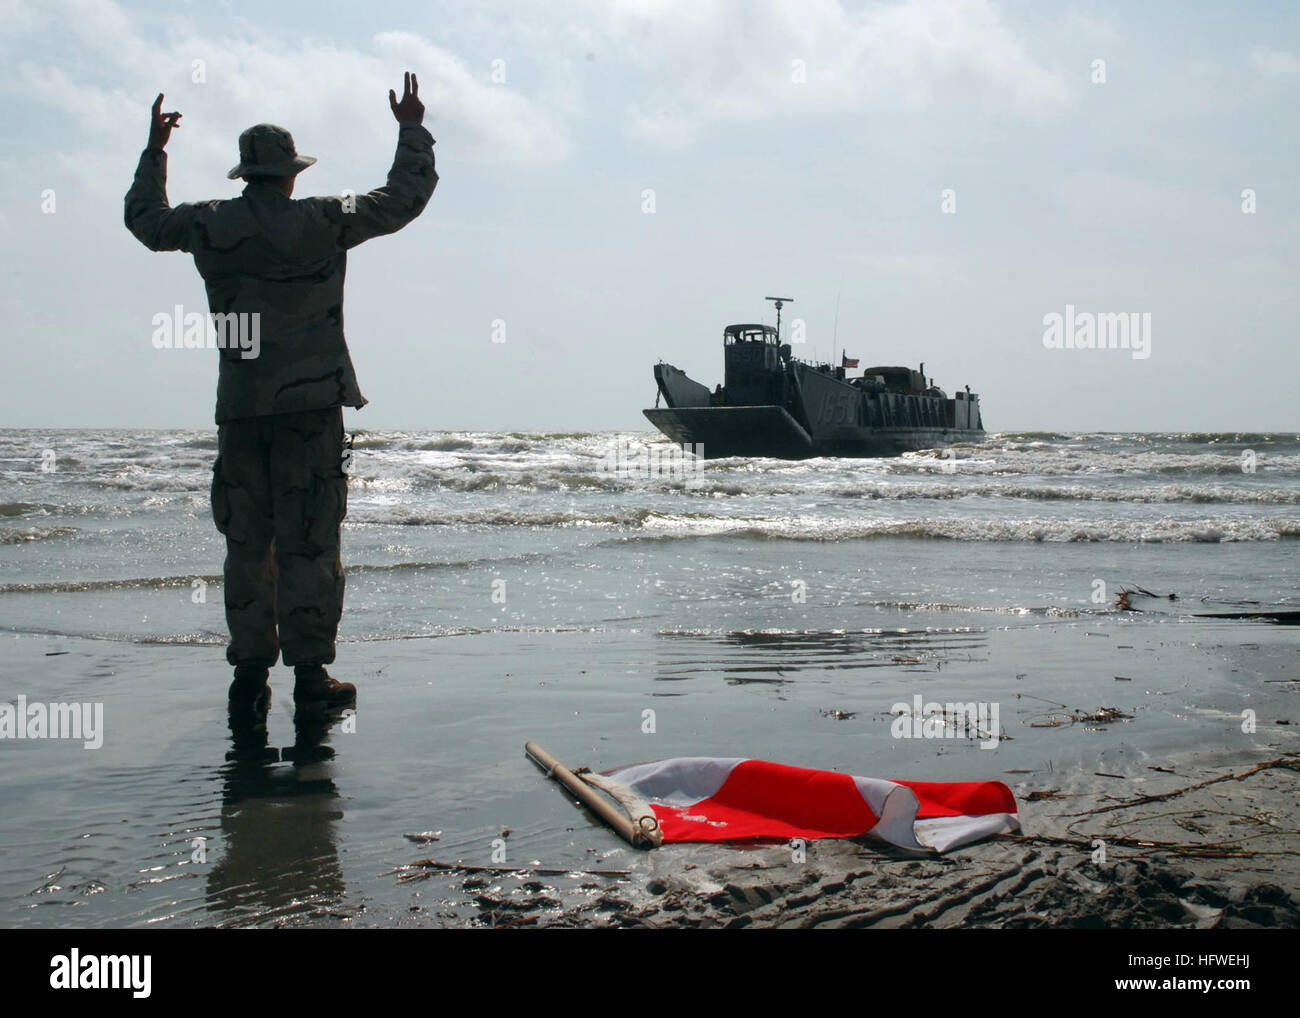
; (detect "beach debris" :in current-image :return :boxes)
[1068,754,1300,819]
[819,709,857,720]
[392,859,630,884]
[1042,752,1300,862]
[725,675,790,685]
[1116,584,1299,623]
[1081,706,1134,723]
[1193,608,1300,623]
[1018,692,1134,729]
[500,826,512,838]
[1115,584,1177,611]
[890,703,1009,743]
[1027,706,1134,728]
[1131,584,1177,600]
[404,831,442,843]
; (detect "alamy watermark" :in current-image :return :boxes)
[602,439,704,478]
[1,696,103,749]
[1042,304,1151,360]
[50,950,150,997]
[151,304,260,359]
[891,694,1002,749]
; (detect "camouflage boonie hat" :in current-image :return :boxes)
[227,124,317,180]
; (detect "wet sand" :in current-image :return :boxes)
[528,745,1300,929]
[1,614,1296,928]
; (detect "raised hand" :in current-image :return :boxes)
[148,93,182,151]
[388,71,424,125]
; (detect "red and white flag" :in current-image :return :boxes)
[589,757,1019,853]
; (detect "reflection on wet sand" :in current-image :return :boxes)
[654,627,989,684]
[206,702,348,925]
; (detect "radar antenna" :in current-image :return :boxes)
[764,296,793,342]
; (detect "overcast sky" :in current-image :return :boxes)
[2,0,1298,432]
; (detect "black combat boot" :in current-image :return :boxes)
[228,665,271,710]
[293,664,356,708]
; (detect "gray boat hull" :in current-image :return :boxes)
[643,406,981,459]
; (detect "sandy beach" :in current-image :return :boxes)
[528,746,1300,929]
[2,611,1296,928]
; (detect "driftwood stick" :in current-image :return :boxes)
[394,859,630,880]
[1063,754,1300,818]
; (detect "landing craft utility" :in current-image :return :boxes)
[644,298,985,459]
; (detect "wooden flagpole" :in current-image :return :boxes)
[524,741,656,848]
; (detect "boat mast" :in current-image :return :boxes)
[765,295,793,343]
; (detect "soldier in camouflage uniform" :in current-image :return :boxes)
[125,72,437,709]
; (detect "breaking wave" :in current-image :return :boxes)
[617,514,1300,543]
[0,525,78,545]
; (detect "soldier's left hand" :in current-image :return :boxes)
[148,93,182,151]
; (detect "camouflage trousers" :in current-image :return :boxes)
[211,407,348,669]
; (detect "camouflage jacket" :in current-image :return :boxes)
[125,122,437,423]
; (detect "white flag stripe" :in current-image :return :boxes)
[914,813,1020,853]
[603,757,744,807]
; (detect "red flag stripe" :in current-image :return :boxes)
[655,761,877,842]
[893,779,1018,819]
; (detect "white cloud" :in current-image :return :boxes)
[0,0,1080,187]
[1,0,569,201]
[625,105,697,149]
[593,0,1073,148]
[1251,46,1300,78]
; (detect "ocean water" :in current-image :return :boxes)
[0,429,1297,926]
[2,429,1298,640]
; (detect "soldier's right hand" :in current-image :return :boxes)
[389,72,424,125]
